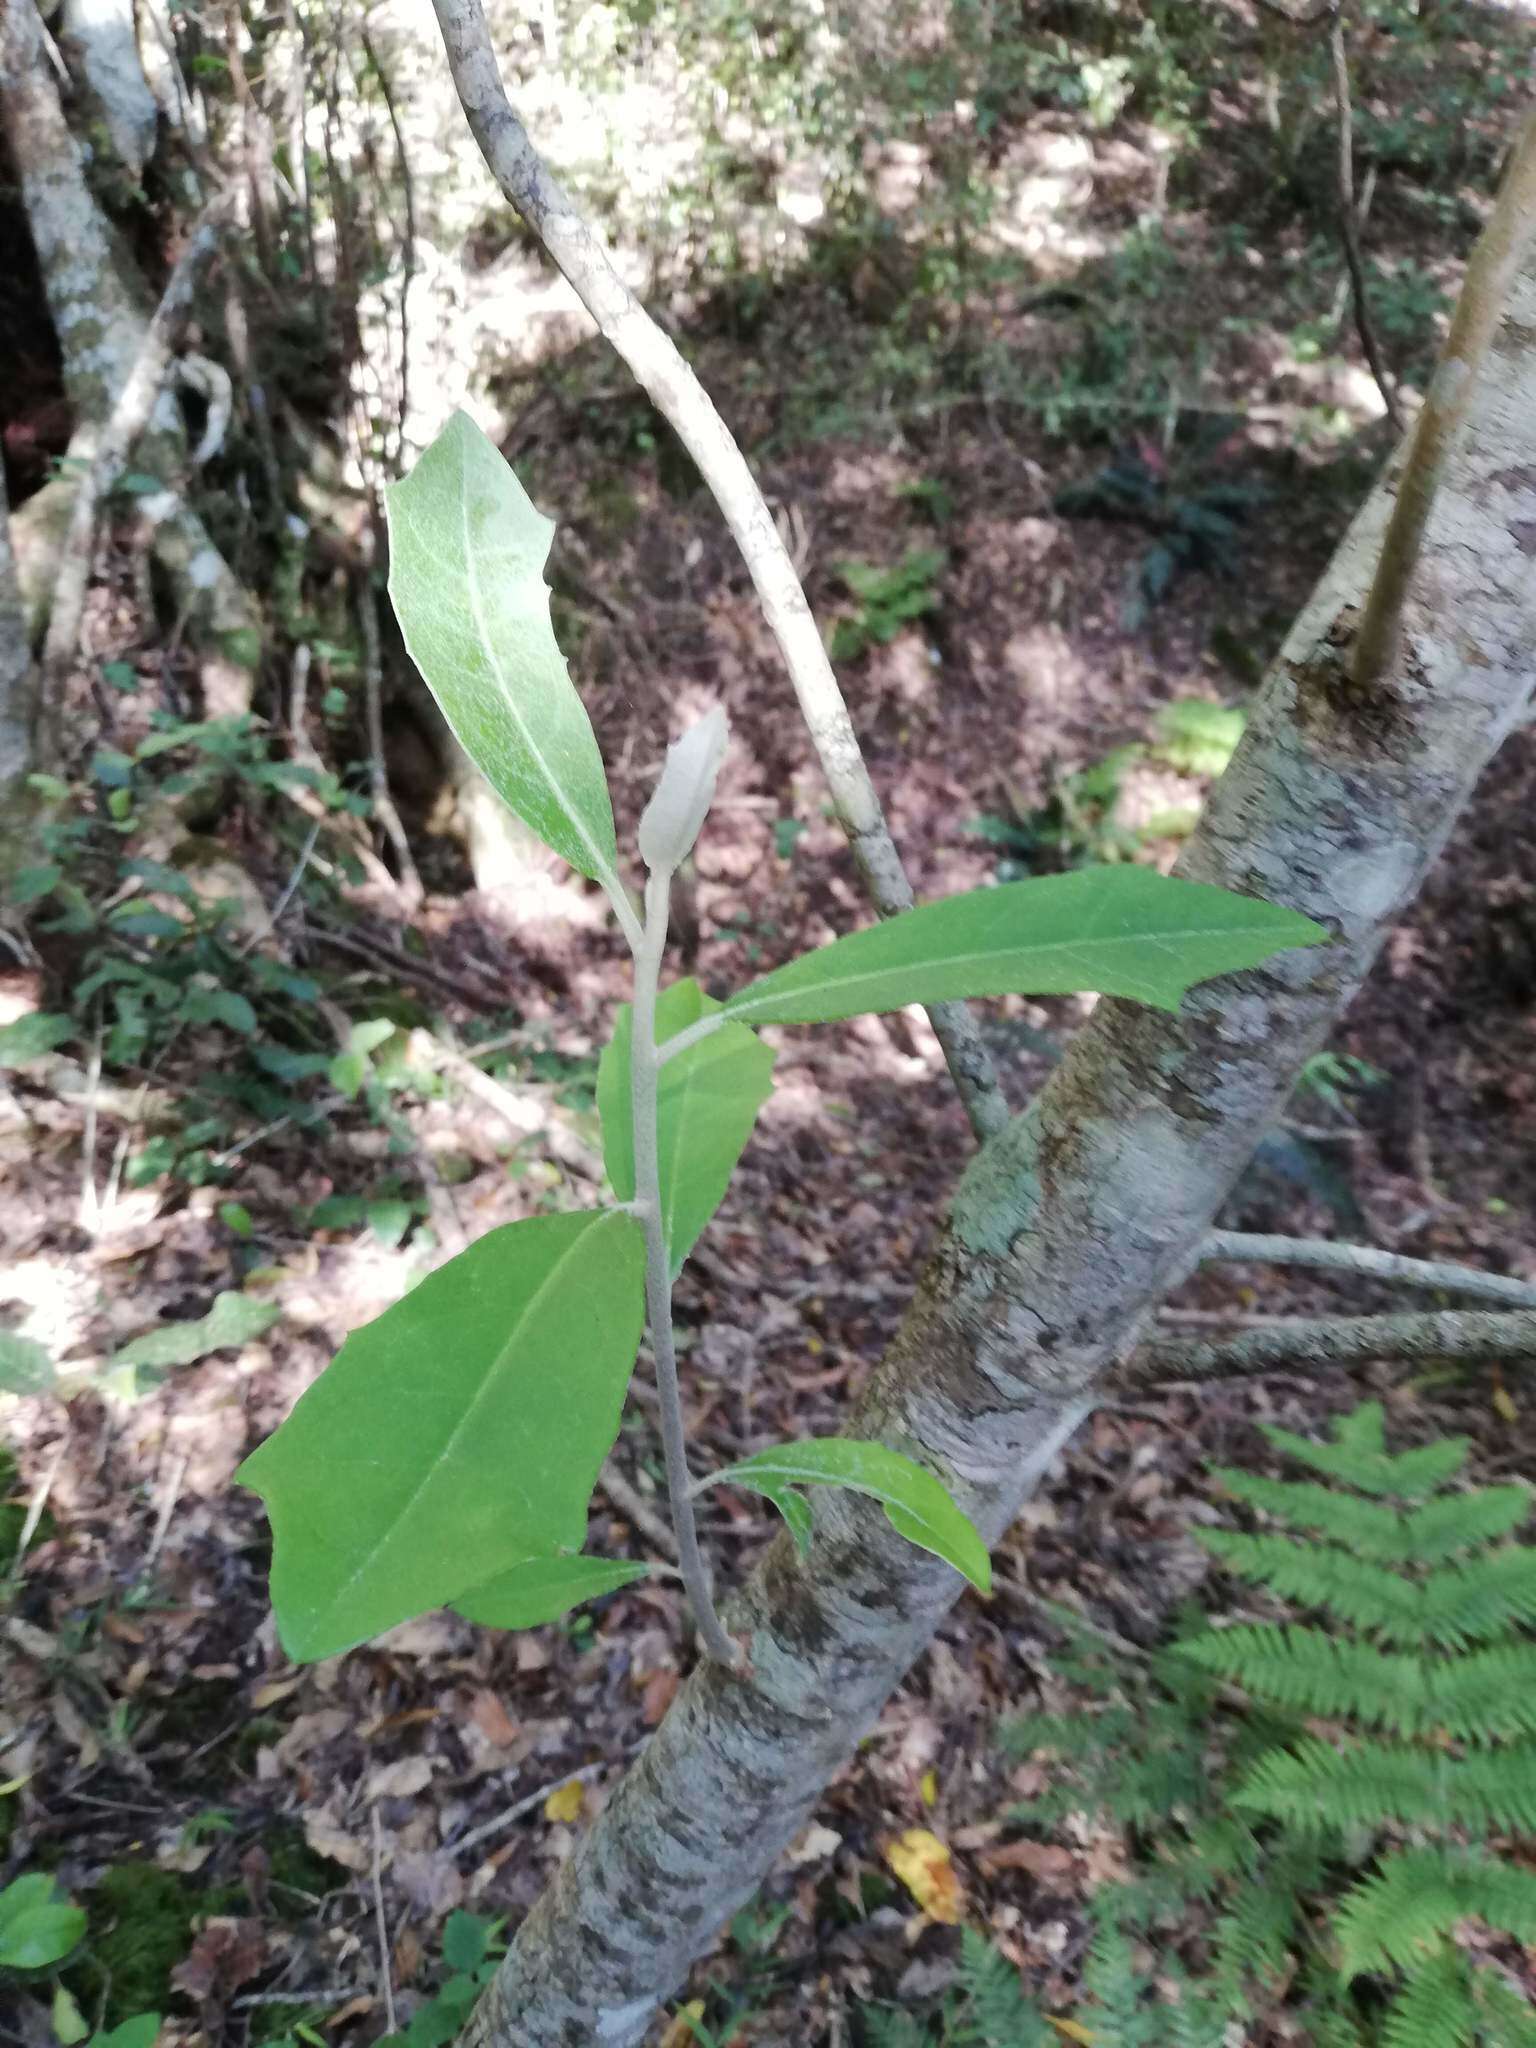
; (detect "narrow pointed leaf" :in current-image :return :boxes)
[755,1483,814,1559]
[453,1552,649,1629]
[721,868,1326,1028]
[598,978,775,1278]
[238,1210,645,1661]
[386,411,619,883]
[708,1439,991,1591]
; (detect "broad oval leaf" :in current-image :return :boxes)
[598,978,775,1278]
[721,868,1327,1028]
[452,1552,649,1629]
[386,411,619,884]
[0,1875,87,1970]
[238,1209,645,1662]
[710,1438,991,1591]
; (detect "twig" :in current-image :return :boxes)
[450,1756,623,1860]
[425,0,1008,1144]
[597,1460,679,1562]
[1127,1308,1536,1388]
[370,1805,397,2035]
[359,17,415,465]
[1329,15,1403,431]
[144,1450,189,1575]
[1201,1231,1536,1308]
[1351,106,1536,694]
[358,543,422,903]
[306,921,500,1008]
[39,199,230,758]
[3,1437,67,1599]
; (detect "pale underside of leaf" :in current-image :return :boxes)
[711,1439,991,1591]
[385,411,619,885]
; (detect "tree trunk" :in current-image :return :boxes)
[461,226,1536,2048]
[0,0,258,724]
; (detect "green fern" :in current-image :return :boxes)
[950,1928,1048,2048]
[1380,1944,1480,2048]
[1331,1846,1536,1977]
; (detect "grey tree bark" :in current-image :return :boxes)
[462,138,1536,2048]
[0,0,258,722]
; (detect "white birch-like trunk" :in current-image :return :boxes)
[461,239,1536,2047]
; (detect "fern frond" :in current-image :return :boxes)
[1424,1642,1536,1742]
[1471,1966,1536,2048]
[1332,1399,1389,1457]
[1178,1622,1427,1730]
[1399,1485,1532,1563]
[1414,1547,1536,1649]
[1380,1944,1477,2048]
[1332,1849,1471,1975]
[952,1929,1047,2048]
[1197,1529,1424,1635]
[1236,1737,1536,1837]
[1208,1467,1408,1559]
[1260,1415,1468,1498]
[1210,1843,1306,2000]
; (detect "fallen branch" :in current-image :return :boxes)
[38,200,230,757]
[1128,1308,1536,1388]
[426,0,1009,1144]
[1201,1231,1536,1308]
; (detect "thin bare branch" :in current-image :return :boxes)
[425,0,1009,1142]
[1127,1307,1536,1388]
[1329,15,1403,431]
[1351,106,1536,693]
[1202,1231,1536,1309]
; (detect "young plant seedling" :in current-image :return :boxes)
[238,413,1326,1668]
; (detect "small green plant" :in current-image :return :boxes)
[1054,444,1263,629]
[997,1403,1536,2045]
[859,1927,1049,2046]
[828,549,946,663]
[237,412,1322,1669]
[0,1873,87,1972]
[378,1911,505,2048]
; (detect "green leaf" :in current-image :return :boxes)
[720,868,1326,1028]
[441,1911,498,1974]
[386,412,619,884]
[755,1482,814,1558]
[598,979,775,1277]
[0,1013,72,1068]
[452,1552,649,1628]
[88,2019,162,2048]
[106,1291,280,1390]
[182,988,258,1034]
[238,1209,645,1661]
[0,1330,54,1394]
[708,1439,990,1591]
[328,1050,367,1099]
[0,1873,87,1969]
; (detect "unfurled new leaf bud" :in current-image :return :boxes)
[637,705,729,872]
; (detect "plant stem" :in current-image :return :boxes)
[629,868,740,1667]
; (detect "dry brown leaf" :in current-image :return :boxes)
[543,1778,587,1825]
[640,1670,680,1726]
[885,1827,964,1924]
[980,1839,1076,1879]
[467,1690,519,1748]
[366,1755,435,1802]
[303,1812,370,1874]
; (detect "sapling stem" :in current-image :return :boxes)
[628,867,741,1667]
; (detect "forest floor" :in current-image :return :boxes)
[4,6,1536,2044]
